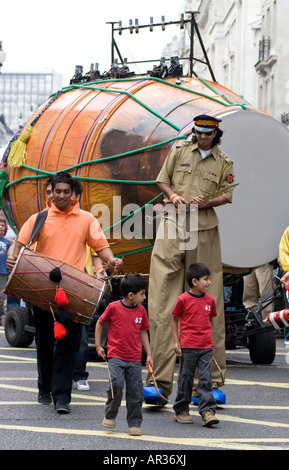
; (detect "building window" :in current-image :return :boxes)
[0,72,54,131]
[259,37,271,61]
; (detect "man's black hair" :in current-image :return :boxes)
[186,263,211,288]
[45,177,52,189]
[51,172,74,191]
[73,179,83,197]
[120,273,148,297]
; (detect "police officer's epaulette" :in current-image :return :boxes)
[176,140,192,148]
[217,148,234,164]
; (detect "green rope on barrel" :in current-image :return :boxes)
[61,83,182,132]
[58,76,248,109]
[116,245,154,258]
[6,135,188,188]
[103,192,163,233]
[55,135,188,171]
[0,167,8,201]
[197,77,247,110]
[5,175,156,189]
[5,74,248,180]
[3,76,249,218]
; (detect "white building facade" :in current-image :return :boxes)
[255,0,289,124]
[0,71,62,133]
[169,0,289,122]
[0,70,62,149]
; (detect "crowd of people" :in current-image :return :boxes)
[1,113,287,437]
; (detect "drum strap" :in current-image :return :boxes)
[27,210,48,247]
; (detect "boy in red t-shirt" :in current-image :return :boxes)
[95,274,153,436]
[171,263,219,427]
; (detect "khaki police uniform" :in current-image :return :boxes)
[146,140,235,398]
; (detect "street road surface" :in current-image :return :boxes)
[1,323,289,457]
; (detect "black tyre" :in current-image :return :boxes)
[248,328,276,364]
[4,306,35,347]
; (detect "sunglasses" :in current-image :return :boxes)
[195,130,214,136]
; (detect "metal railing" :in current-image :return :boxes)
[259,37,271,61]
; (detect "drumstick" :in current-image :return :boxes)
[49,304,56,321]
[105,359,114,399]
[274,275,289,290]
[12,234,19,258]
[10,225,19,258]
[213,357,225,386]
[105,257,124,293]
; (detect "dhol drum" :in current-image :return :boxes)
[4,247,107,325]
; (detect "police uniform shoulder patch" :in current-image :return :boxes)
[226,174,234,184]
[176,140,191,148]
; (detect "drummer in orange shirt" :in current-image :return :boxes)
[6,172,122,414]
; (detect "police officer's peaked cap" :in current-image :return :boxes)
[193,114,222,133]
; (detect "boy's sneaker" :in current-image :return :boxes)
[129,427,142,436]
[74,380,90,391]
[102,418,116,429]
[174,409,193,424]
[202,409,219,427]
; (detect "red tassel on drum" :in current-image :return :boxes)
[55,287,69,306]
[49,304,66,340]
[54,321,67,340]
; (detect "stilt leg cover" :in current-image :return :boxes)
[143,385,167,405]
[191,388,226,405]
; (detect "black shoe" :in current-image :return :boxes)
[55,401,70,414]
[38,393,52,405]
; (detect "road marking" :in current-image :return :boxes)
[1,398,289,411]
[225,378,289,388]
[0,377,107,382]
[0,384,108,401]
[0,354,36,362]
[0,424,288,450]
[0,384,41,393]
[0,401,106,405]
[0,378,288,392]
[0,345,35,348]
[1,375,289,389]
[227,349,287,356]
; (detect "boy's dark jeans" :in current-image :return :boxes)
[173,348,217,416]
[105,357,144,427]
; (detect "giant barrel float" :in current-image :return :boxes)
[3,76,289,274]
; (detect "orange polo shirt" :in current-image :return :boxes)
[18,201,109,272]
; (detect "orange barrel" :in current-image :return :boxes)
[3,76,289,274]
